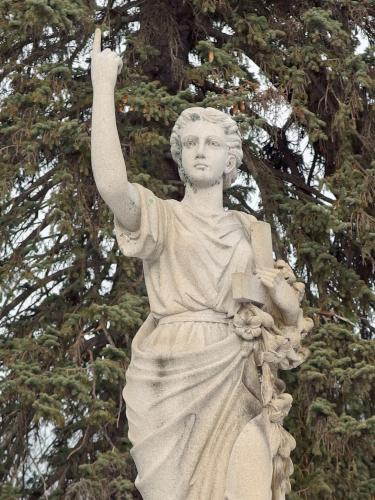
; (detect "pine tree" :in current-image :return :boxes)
[0,1,374,498]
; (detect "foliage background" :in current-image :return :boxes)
[0,0,374,498]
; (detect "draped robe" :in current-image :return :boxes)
[115,184,272,500]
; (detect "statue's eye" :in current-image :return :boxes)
[184,138,196,148]
[208,138,221,147]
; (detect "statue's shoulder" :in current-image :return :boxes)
[229,211,256,245]
[231,210,257,226]
[245,212,257,223]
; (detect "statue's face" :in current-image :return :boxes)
[180,120,234,189]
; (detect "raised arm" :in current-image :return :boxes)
[91,28,140,232]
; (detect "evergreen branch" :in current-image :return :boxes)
[26,240,70,263]
[28,465,69,499]
[307,150,319,186]
[100,321,116,346]
[317,309,357,327]
[1,167,58,213]
[272,169,334,204]
[0,265,76,322]
[67,426,91,460]
[244,151,335,204]
[80,329,127,357]
[2,216,51,261]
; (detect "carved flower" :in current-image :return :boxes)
[267,393,293,423]
[232,323,262,341]
[231,305,263,341]
[232,303,284,342]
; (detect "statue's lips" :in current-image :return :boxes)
[194,163,208,169]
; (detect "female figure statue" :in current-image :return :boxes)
[91,29,312,500]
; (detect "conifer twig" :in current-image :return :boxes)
[318,309,356,327]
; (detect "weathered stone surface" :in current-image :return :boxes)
[91,29,311,499]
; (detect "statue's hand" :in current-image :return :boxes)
[91,28,123,91]
[256,266,300,326]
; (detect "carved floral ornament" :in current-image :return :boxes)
[231,260,313,499]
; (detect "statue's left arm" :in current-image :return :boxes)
[256,261,301,326]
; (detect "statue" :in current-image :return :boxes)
[91,28,313,500]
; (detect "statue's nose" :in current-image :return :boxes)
[195,141,206,158]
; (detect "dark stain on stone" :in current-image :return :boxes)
[151,379,162,395]
[156,356,169,371]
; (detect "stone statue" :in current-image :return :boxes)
[91,28,313,500]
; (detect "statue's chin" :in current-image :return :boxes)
[184,174,224,191]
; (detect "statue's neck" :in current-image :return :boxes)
[182,183,224,214]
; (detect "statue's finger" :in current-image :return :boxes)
[257,269,278,278]
[257,266,279,274]
[92,28,101,54]
[274,259,288,268]
[257,272,275,282]
[259,277,274,289]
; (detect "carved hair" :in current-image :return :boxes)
[170,107,243,190]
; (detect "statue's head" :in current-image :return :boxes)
[170,107,243,190]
